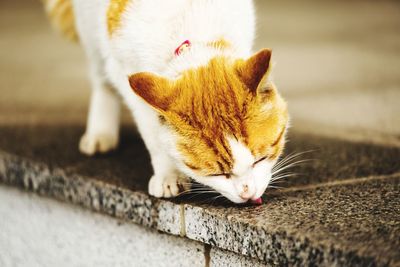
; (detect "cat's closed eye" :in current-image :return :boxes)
[271,126,286,147]
[209,173,231,179]
[252,156,267,167]
[208,156,268,178]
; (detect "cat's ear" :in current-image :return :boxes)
[236,49,272,93]
[128,72,176,112]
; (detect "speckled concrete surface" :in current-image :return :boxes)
[0,187,206,267]
[210,247,267,267]
[0,125,399,190]
[184,175,400,266]
[1,132,399,266]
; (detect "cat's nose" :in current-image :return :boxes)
[239,183,256,200]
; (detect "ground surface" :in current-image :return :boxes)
[0,0,399,266]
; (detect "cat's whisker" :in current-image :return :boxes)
[176,190,194,196]
[184,185,208,189]
[273,151,309,170]
[270,173,298,182]
[176,186,216,195]
[210,195,225,205]
[271,171,296,178]
[189,184,213,189]
[268,181,286,186]
[273,152,302,170]
[272,172,297,178]
[188,188,218,193]
[185,191,221,201]
[272,159,313,176]
[177,189,218,196]
[187,190,218,194]
[272,156,306,174]
[267,153,313,189]
[269,178,291,185]
[272,150,315,172]
[269,180,289,186]
[183,184,208,189]
[267,185,284,189]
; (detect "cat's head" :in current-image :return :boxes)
[129,49,289,203]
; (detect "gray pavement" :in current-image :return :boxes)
[1,125,399,266]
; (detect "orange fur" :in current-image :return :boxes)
[236,49,272,92]
[43,0,78,42]
[107,0,130,36]
[207,38,231,49]
[129,49,288,176]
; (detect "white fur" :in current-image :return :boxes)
[72,0,258,201]
[191,138,273,203]
[79,68,121,155]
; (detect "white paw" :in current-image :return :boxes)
[79,133,118,156]
[148,174,191,198]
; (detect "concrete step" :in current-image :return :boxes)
[1,125,399,266]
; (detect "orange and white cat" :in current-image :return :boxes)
[44,0,289,203]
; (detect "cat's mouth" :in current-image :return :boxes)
[223,194,264,205]
[215,189,265,204]
[251,197,263,205]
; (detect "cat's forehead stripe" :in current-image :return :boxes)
[228,138,254,176]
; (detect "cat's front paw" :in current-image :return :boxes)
[79,133,118,156]
[148,174,190,198]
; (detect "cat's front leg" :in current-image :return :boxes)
[80,64,121,156]
[131,103,190,198]
[147,153,191,198]
[149,173,190,198]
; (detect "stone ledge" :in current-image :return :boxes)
[0,126,400,266]
[1,156,399,266]
[1,185,271,267]
[0,186,207,267]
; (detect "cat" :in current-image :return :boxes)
[44,0,289,204]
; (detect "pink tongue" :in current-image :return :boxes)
[250,198,263,205]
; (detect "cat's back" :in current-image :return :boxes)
[122,0,255,48]
[45,0,254,44]
[109,0,255,71]
[45,0,255,73]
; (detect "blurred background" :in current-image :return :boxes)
[0,0,399,146]
[0,1,399,266]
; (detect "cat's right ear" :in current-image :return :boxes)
[236,49,272,94]
[128,72,176,112]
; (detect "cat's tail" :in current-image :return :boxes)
[42,0,78,42]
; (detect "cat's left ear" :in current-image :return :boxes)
[236,49,272,94]
[128,72,176,112]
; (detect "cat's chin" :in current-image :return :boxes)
[218,187,267,204]
[224,196,259,204]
